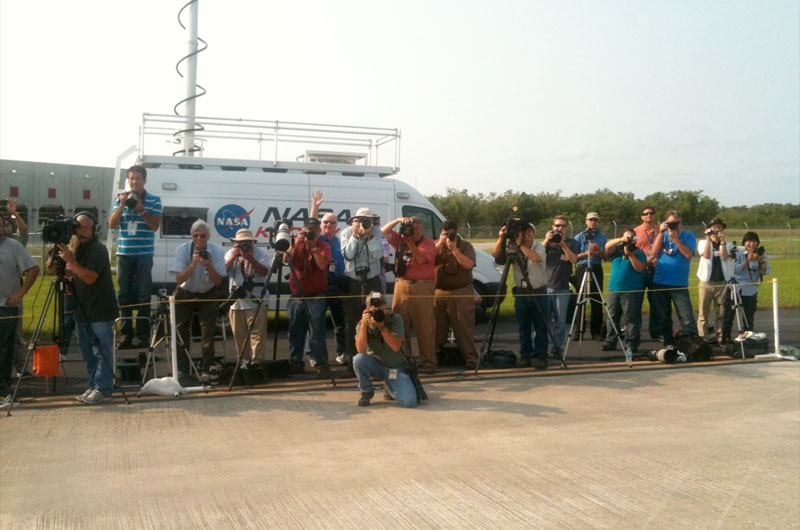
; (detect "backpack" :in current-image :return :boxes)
[673,331,713,362]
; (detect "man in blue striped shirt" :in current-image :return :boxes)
[108,165,162,349]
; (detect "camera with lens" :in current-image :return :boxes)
[273,219,292,252]
[124,191,141,209]
[666,220,680,231]
[197,249,210,260]
[619,234,638,253]
[445,230,457,242]
[357,217,372,231]
[550,231,563,244]
[399,222,414,237]
[300,228,316,242]
[237,242,253,254]
[704,228,720,236]
[42,216,79,245]
[219,276,255,314]
[584,227,597,241]
[367,293,385,323]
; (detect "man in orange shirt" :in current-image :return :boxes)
[633,206,661,340]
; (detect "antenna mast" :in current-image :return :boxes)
[173,0,207,156]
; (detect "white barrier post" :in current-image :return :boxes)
[755,278,795,361]
[170,295,179,381]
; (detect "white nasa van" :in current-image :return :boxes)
[118,115,501,308]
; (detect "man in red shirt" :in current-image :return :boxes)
[633,205,662,340]
[382,216,437,373]
[283,222,332,377]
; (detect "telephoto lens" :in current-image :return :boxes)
[399,222,414,237]
[370,308,386,323]
[125,191,140,209]
[667,220,679,231]
[360,218,372,230]
[551,231,562,244]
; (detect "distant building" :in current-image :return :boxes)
[0,159,115,238]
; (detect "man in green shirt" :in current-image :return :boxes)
[353,292,418,407]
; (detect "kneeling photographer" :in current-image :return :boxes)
[352,292,420,407]
[54,213,118,404]
[170,220,227,383]
[492,219,549,369]
[601,229,646,353]
[224,229,273,367]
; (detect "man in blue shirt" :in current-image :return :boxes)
[170,220,227,381]
[650,211,698,346]
[602,229,646,352]
[572,212,608,340]
[108,165,162,349]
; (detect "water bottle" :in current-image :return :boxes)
[625,347,633,367]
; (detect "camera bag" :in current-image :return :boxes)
[482,349,517,369]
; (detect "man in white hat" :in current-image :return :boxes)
[339,206,384,364]
[225,229,274,366]
[572,212,608,341]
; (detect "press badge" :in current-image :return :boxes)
[128,221,137,236]
[388,368,398,380]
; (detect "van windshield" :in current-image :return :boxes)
[401,205,442,239]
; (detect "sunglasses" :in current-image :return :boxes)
[641,212,655,216]
[553,224,567,228]
[191,233,208,239]
[322,220,337,225]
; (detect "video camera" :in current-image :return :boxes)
[273,219,292,252]
[503,208,530,243]
[42,216,79,245]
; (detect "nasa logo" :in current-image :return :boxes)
[214,204,255,238]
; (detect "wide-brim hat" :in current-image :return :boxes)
[230,228,256,242]
[707,217,726,229]
[350,207,379,222]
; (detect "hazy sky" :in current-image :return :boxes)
[1,0,798,206]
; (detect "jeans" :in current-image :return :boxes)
[546,288,571,353]
[643,267,661,338]
[352,353,417,407]
[288,297,328,366]
[514,287,548,358]
[325,285,346,355]
[75,320,115,396]
[117,255,153,339]
[651,283,698,345]
[604,291,644,351]
[0,306,20,391]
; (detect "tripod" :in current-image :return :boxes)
[5,258,130,415]
[478,239,562,371]
[723,280,747,360]
[562,268,629,366]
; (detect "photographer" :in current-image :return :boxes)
[309,190,346,363]
[723,231,770,342]
[284,221,332,378]
[56,214,117,404]
[543,215,579,357]
[352,292,417,407]
[381,216,437,374]
[340,207,384,364]
[108,165,162,349]
[633,206,662,340]
[434,220,478,370]
[572,212,608,340]
[650,211,698,346]
[224,229,274,366]
[0,218,39,395]
[601,229,646,352]
[492,222,549,369]
[170,220,227,382]
[696,217,733,343]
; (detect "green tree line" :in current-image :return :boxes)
[427,188,800,228]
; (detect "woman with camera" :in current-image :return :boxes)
[601,229,646,353]
[723,231,771,341]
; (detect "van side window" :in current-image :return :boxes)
[401,206,442,239]
[162,207,208,237]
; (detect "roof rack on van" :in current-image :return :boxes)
[139,113,401,174]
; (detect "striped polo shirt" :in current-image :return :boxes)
[113,191,163,257]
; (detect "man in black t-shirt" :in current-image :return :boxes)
[57,214,119,405]
[542,215,579,356]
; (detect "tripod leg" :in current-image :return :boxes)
[732,287,746,360]
[562,272,590,364]
[476,258,512,372]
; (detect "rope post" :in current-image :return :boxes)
[755,278,795,361]
[170,295,179,381]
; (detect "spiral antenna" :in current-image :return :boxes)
[172,0,207,156]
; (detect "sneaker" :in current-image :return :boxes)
[75,388,93,402]
[358,390,374,407]
[383,388,396,401]
[532,357,548,370]
[315,365,332,379]
[81,389,111,405]
[308,357,318,368]
[336,353,352,366]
